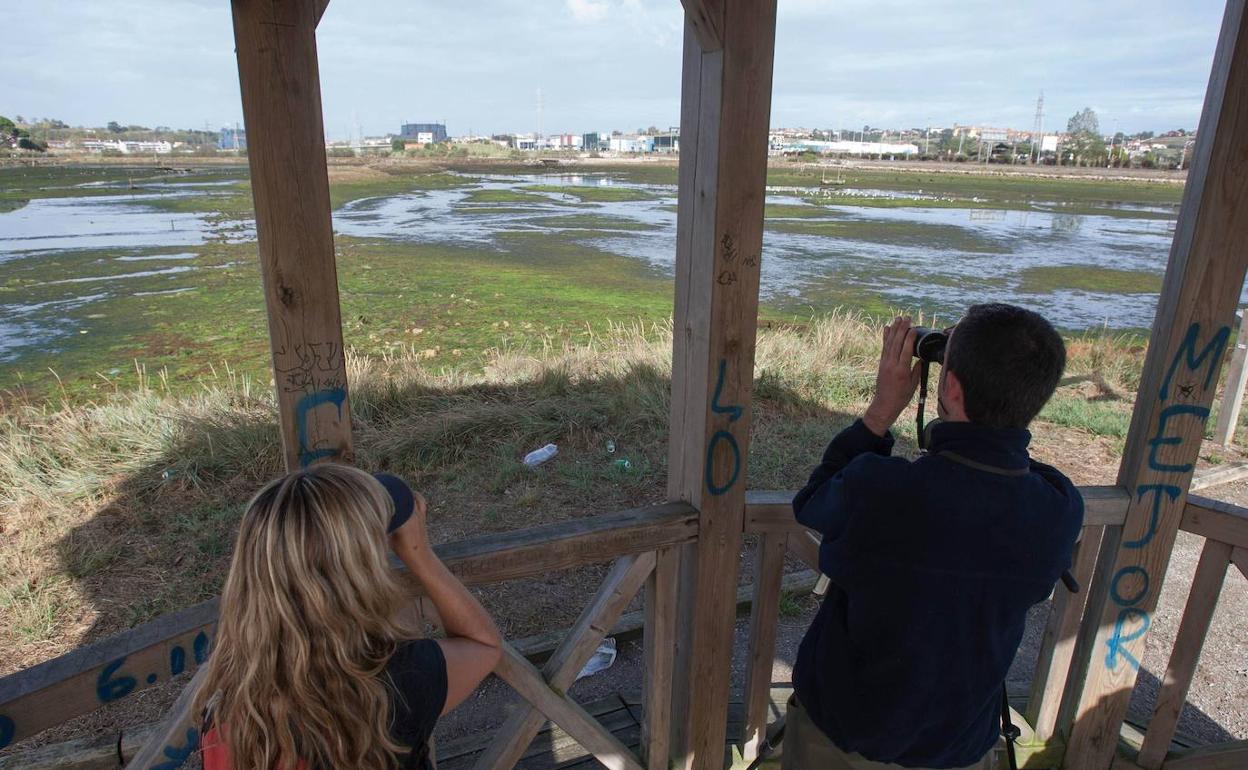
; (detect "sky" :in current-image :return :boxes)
[0,0,1230,139]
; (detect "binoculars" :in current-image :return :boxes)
[912,327,949,364]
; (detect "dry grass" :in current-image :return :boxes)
[0,313,1148,676]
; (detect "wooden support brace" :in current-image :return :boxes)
[786,530,820,573]
[1136,539,1232,769]
[642,546,679,770]
[471,552,656,770]
[1162,740,1248,770]
[1213,310,1248,445]
[492,643,644,770]
[1026,525,1104,740]
[1064,0,1248,765]
[233,0,352,471]
[1232,546,1248,580]
[1183,496,1248,550]
[741,533,788,762]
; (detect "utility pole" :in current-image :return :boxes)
[1031,91,1045,163]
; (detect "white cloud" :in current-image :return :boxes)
[567,0,609,23]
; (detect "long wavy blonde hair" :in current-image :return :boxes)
[195,464,418,770]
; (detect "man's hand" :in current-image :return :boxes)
[862,316,921,437]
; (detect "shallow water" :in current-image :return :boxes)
[0,169,1202,368]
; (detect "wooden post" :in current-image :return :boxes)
[666,2,777,768]
[1063,1,1248,766]
[232,0,351,471]
[1214,310,1248,445]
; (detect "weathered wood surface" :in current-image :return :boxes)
[1027,525,1104,740]
[1182,495,1248,549]
[1065,0,1248,765]
[1136,540,1233,769]
[666,2,778,767]
[745,485,1131,532]
[1161,740,1248,770]
[1213,311,1248,445]
[234,0,351,471]
[493,644,644,770]
[0,601,217,750]
[472,553,655,770]
[1189,462,1248,491]
[679,0,724,52]
[642,546,679,770]
[741,533,788,762]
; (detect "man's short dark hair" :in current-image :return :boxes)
[943,303,1066,429]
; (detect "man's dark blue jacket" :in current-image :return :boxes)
[792,418,1083,768]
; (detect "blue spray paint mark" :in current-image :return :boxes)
[169,645,186,677]
[150,727,201,770]
[1103,321,1229,673]
[705,430,741,496]
[705,359,744,496]
[97,657,137,703]
[1126,484,1181,549]
[193,630,210,664]
[1105,607,1150,671]
[1159,323,1230,400]
[1110,565,1150,606]
[710,359,743,422]
[0,715,14,750]
[1147,403,1209,472]
[296,387,346,467]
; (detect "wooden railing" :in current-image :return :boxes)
[4,486,1245,770]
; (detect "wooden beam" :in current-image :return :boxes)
[1233,547,1248,580]
[642,546,679,770]
[741,533,787,762]
[1182,495,1248,549]
[1064,1,1248,765]
[471,553,655,770]
[1137,540,1232,769]
[666,3,778,766]
[493,644,644,770]
[1189,462,1248,491]
[746,485,1131,532]
[123,665,208,770]
[1213,311,1248,445]
[1162,740,1248,770]
[1026,525,1104,740]
[679,0,724,52]
[233,0,351,471]
[0,600,217,750]
[315,0,329,26]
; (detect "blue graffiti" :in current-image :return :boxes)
[150,727,201,770]
[0,714,14,749]
[705,359,744,496]
[1126,484,1181,549]
[1105,607,1150,671]
[1159,323,1230,400]
[97,657,137,703]
[705,430,742,496]
[193,630,210,664]
[710,359,743,422]
[1110,565,1150,606]
[1147,403,1209,472]
[296,387,347,467]
[170,645,186,677]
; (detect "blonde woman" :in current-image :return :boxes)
[195,464,501,770]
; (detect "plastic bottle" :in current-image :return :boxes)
[523,443,558,467]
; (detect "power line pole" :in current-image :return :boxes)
[1031,90,1045,164]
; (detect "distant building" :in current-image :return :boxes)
[81,139,174,155]
[781,139,918,157]
[609,135,654,153]
[653,132,679,153]
[219,127,246,151]
[400,123,448,144]
[582,132,608,152]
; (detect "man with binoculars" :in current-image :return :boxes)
[785,303,1084,770]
